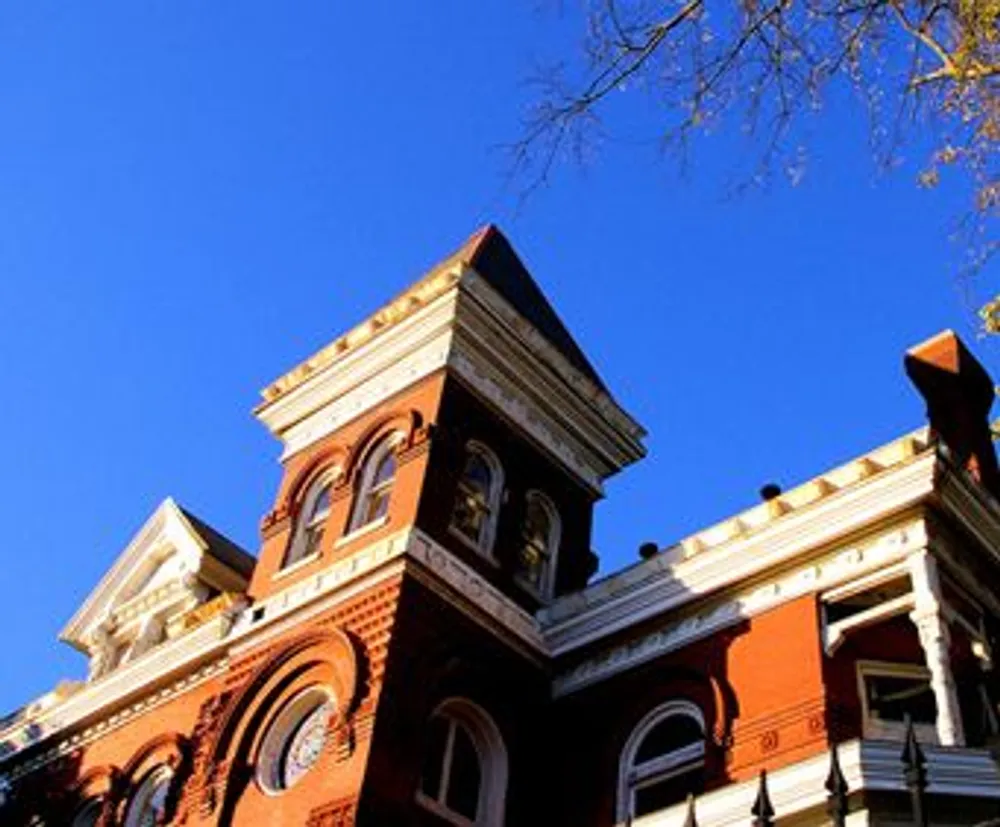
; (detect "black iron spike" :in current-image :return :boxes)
[681,794,698,827]
[825,743,849,827]
[901,715,929,827]
[751,769,775,827]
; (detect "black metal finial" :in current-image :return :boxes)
[901,715,928,827]
[681,794,698,827]
[825,744,849,827]
[751,769,775,827]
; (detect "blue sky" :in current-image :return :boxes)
[0,2,994,713]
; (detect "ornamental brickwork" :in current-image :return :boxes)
[4,228,1000,827]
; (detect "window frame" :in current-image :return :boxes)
[448,441,505,559]
[347,433,403,534]
[123,765,174,827]
[514,490,561,599]
[856,659,939,744]
[415,698,508,827]
[256,684,336,796]
[616,701,706,823]
[281,469,338,571]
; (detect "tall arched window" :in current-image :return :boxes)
[348,433,402,533]
[449,443,504,556]
[124,765,173,827]
[617,701,706,821]
[416,698,508,827]
[514,492,561,598]
[283,472,336,569]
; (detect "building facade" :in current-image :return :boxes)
[3,226,1000,826]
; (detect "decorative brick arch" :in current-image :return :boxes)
[61,764,120,827]
[340,409,424,487]
[203,627,362,823]
[284,445,351,514]
[116,732,190,826]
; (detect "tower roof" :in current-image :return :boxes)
[454,225,607,391]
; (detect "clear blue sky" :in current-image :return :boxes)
[0,2,994,713]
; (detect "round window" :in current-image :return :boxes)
[257,687,335,794]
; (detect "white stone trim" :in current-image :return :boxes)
[406,530,546,653]
[0,527,545,771]
[855,660,939,744]
[415,697,508,827]
[60,498,248,657]
[1,658,227,782]
[543,452,937,655]
[258,285,460,456]
[553,520,927,696]
[627,739,1000,826]
[256,266,645,491]
[334,515,390,549]
[617,700,706,822]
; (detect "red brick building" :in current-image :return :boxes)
[3,226,1000,826]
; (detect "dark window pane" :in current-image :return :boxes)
[372,454,396,488]
[635,715,703,764]
[866,673,937,723]
[368,488,391,522]
[516,545,543,587]
[523,500,551,548]
[310,485,332,520]
[634,768,703,817]
[452,491,487,542]
[420,716,451,799]
[446,723,482,820]
[464,454,492,495]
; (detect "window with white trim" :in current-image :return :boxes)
[416,699,508,827]
[617,702,706,821]
[449,443,504,556]
[348,434,402,532]
[514,492,560,598]
[857,660,938,742]
[123,765,173,827]
[257,685,336,794]
[283,473,336,569]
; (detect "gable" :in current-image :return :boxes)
[59,498,254,680]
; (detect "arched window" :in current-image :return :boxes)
[514,492,561,598]
[449,443,504,556]
[348,433,402,533]
[416,699,508,827]
[283,472,336,568]
[257,685,336,794]
[124,765,173,827]
[617,702,706,821]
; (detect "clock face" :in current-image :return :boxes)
[279,700,334,789]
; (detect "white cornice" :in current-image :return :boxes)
[552,519,927,696]
[0,528,544,772]
[543,452,938,655]
[630,739,1000,827]
[257,286,461,456]
[254,266,646,490]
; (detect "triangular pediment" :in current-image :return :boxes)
[60,498,253,679]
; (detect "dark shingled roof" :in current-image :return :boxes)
[181,507,256,578]
[456,225,608,392]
